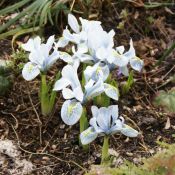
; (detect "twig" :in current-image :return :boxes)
[27,86,42,145]
[1,111,19,129]
[10,124,87,173]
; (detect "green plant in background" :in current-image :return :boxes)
[154,88,175,113]
[86,142,175,175]
[0,0,69,39]
[122,70,134,95]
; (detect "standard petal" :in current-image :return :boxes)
[124,39,136,60]
[68,14,80,33]
[104,83,119,101]
[53,78,70,91]
[96,47,108,61]
[121,124,139,137]
[73,86,84,102]
[80,127,98,145]
[62,65,81,89]
[85,79,104,100]
[62,88,74,99]
[96,107,111,132]
[130,57,144,72]
[63,29,74,41]
[21,36,41,52]
[91,106,99,118]
[22,62,40,81]
[46,35,55,51]
[61,100,83,125]
[46,50,59,68]
[108,105,119,121]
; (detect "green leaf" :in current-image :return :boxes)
[122,71,134,95]
[0,0,32,15]
[153,89,175,113]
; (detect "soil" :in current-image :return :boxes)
[0,1,175,175]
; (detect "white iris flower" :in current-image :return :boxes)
[22,36,59,81]
[80,105,139,145]
[111,39,144,76]
[53,64,118,125]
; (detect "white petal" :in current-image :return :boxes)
[116,46,125,54]
[110,119,123,134]
[53,78,70,91]
[91,106,99,118]
[112,50,129,67]
[79,54,93,63]
[124,39,136,59]
[46,50,59,68]
[96,47,108,61]
[68,14,80,33]
[73,86,84,102]
[59,52,73,63]
[89,117,103,133]
[22,36,41,52]
[130,57,144,72]
[80,127,98,145]
[46,35,55,51]
[63,29,74,41]
[62,88,74,99]
[108,105,119,121]
[77,43,88,54]
[104,83,119,101]
[61,100,83,125]
[85,79,104,100]
[119,66,129,76]
[121,124,139,137]
[22,62,40,81]
[55,37,69,48]
[62,65,81,89]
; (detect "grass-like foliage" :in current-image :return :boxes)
[0,0,69,38]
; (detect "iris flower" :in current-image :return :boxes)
[111,39,144,76]
[53,64,118,125]
[22,36,59,81]
[80,105,138,145]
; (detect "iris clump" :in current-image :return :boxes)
[22,36,60,116]
[21,13,143,153]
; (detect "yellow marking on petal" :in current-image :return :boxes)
[68,103,77,116]
[96,67,101,76]
[28,64,34,73]
[83,129,93,137]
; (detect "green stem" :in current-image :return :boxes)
[80,107,89,151]
[101,136,109,164]
[40,74,50,116]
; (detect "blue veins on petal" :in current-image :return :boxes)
[61,100,83,125]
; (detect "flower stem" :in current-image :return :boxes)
[79,107,89,151]
[40,74,50,116]
[101,136,109,164]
